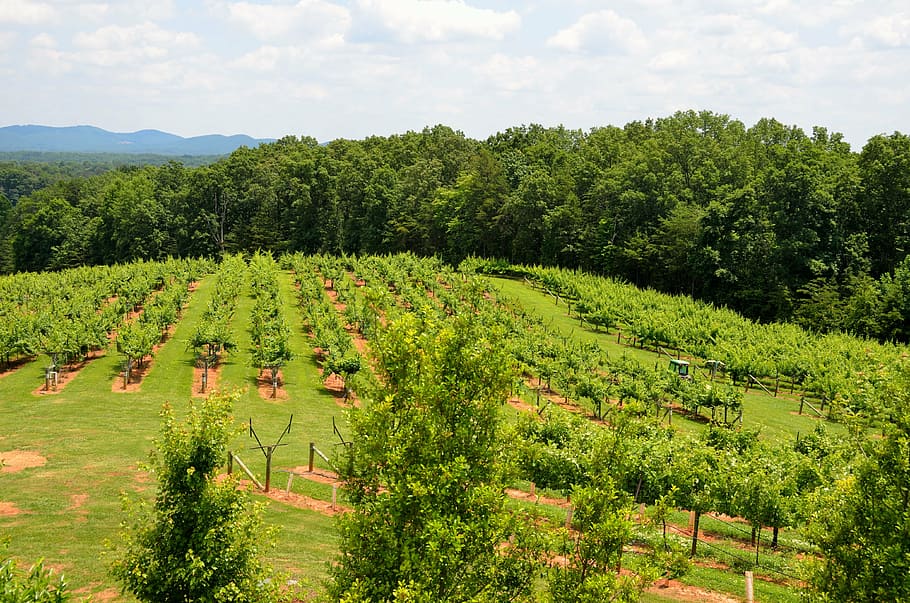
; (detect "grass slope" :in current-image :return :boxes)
[490,276,832,442]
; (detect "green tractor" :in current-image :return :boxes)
[669,358,691,380]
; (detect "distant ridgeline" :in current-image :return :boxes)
[0,125,274,155]
[2,111,910,342]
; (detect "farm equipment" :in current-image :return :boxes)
[669,358,691,380]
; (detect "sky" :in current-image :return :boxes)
[0,0,908,148]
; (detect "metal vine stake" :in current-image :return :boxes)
[249,414,292,492]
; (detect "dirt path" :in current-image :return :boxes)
[646,579,741,602]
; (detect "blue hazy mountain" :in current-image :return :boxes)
[0,125,275,155]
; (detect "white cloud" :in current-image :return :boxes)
[0,30,17,51]
[547,9,647,54]
[648,49,691,71]
[0,0,56,24]
[233,45,285,71]
[357,0,520,43]
[855,13,910,48]
[27,32,70,74]
[73,22,200,66]
[75,3,109,22]
[29,31,54,47]
[222,0,350,43]
[476,53,541,92]
[695,14,797,54]
[123,0,175,21]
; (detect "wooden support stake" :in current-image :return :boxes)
[565,506,573,529]
[688,510,696,531]
[231,454,263,490]
[309,442,315,472]
[745,571,754,603]
[227,451,233,475]
[530,482,535,497]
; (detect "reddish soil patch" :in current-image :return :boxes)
[285,467,341,484]
[0,501,24,516]
[68,493,90,522]
[0,450,47,472]
[111,357,153,393]
[507,397,539,415]
[264,488,348,515]
[68,493,89,510]
[324,286,348,313]
[257,370,289,401]
[351,334,370,357]
[505,488,571,508]
[322,371,359,408]
[31,349,105,396]
[191,362,222,398]
[647,579,740,602]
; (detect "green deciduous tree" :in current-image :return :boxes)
[805,404,910,602]
[111,391,277,603]
[330,314,537,602]
[550,479,656,603]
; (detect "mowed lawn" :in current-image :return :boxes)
[0,271,342,600]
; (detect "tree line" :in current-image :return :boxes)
[3,111,910,340]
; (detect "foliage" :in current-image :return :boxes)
[111,391,278,603]
[804,401,910,601]
[4,112,910,344]
[0,542,70,603]
[330,313,537,602]
[549,479,656,603]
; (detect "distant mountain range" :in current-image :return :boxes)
[0,125,275,155]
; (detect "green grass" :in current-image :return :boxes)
[0,272,346,600]
[1,265,813,602]
[489,276,834,443]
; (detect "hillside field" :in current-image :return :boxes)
[1,253,893,601]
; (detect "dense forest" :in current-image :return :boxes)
[3,110,910,341]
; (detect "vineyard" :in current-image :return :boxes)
[1,253,907,601]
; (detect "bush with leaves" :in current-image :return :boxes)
[0,541,69,603]
[111,391,278,603]
[549,478,657,603]
[804,410,910,601]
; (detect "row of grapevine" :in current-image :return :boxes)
[249,252,292,397]
[466,259,910,423]
[116,269,200,387]
[285,254,363,397]
[0,259,211,376]
[188,254,246,392]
